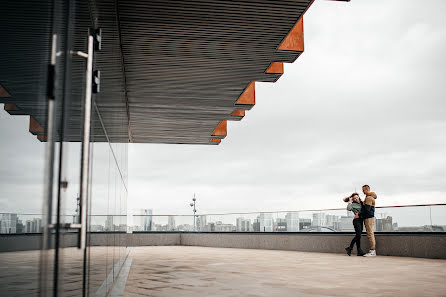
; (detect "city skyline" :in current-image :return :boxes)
[3,209,445,234]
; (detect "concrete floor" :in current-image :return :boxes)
[2,246,445,296]
[124,246,446,297]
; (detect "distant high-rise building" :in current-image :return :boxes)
[90,225,105,232]
[236,217,251,232]
[16,219,24,234]
[24,218,42,233]
[33,218,42,233]
[286,213,299,232]
[154,224,168,231]
[168,216,176,231]
[139,209,153,231]
[259,213,273,232]
[197,215,207,231]
[215,221,235,232]
[177,224,193,231]
[207,222,216,232]
[0,213,17,234]
[299,218,311,230]
[325,215,339,228]
[236,217,243,232]
[243,219,251,232]
[252,217,260,232]
[312,213,326,227]
[376,216,393,231]
[25,220,33,233]
[105,216,114,231]
[275,218,287,232]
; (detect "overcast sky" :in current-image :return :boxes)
[128,0,446,215]
[1,1,445,223]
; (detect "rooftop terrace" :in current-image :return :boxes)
[2,239,446,296]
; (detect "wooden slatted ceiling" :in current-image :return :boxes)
[0,0,312,144]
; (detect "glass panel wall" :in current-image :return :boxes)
[0,0,129,295]
[88,104,128,297]
[88,66,128,296]
[0,0,54,295]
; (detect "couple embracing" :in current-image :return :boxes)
[343,185,377,257]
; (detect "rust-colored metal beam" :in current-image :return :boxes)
[231,110,245,117]
[228,110,245,121]
[37,135,47,142]
[210,139,221,144]
[212,120,227,138]
[0,84,11,97]
[278,17,304,52]
[265,62,284,74]
[29,116,44,135]
[229,109,245,121]
[4,103,19,111]
[235,82,255,109]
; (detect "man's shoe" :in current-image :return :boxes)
[357,249,365,256]
[345,247,352,256]
[363,250,376,257]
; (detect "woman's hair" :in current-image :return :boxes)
[344,192,360,202]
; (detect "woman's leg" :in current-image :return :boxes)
[349,236,356,249]
[353,219,362,250]
[346,220,357,255]
[354,219,363,251]
[349,225,357,248]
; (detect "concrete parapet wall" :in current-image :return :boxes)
[179,233,446,259]
[130,233,180,246]
[374,233,446,259]
[89,233,128,246]
[1,232,445,259]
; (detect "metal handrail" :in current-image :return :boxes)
[2,203,445,217]
[131,203,446,217]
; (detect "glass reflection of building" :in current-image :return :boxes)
[0,214,18,234]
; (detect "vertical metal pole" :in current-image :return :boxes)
[40,33,57,297]
[79,33,94,250]
[429,206,433,228]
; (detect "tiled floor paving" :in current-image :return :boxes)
[124,246,446,297]
[2,246,446,296]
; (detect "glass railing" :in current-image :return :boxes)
[1,204,445,234]
[130,204,446,233]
